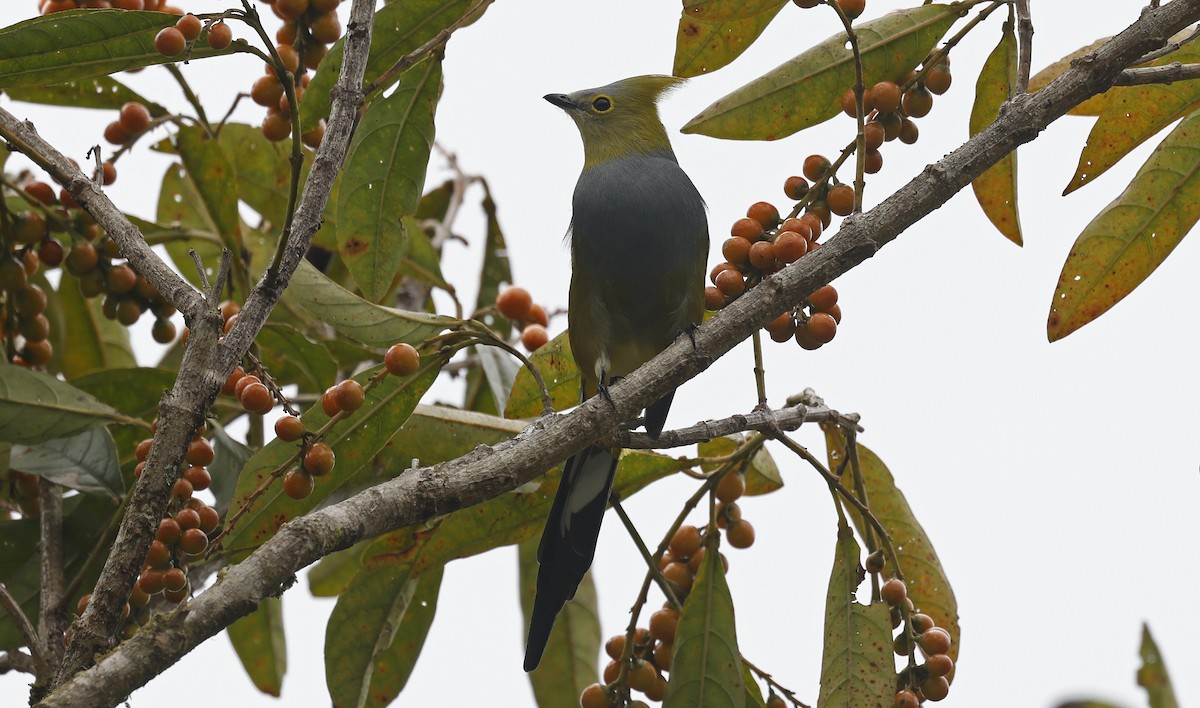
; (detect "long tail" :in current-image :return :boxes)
[524,444,619,671]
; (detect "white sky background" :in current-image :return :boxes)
[3,0,1200,706]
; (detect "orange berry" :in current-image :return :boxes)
[669,525,702,559]
[710,261,737,285]
[104,121,131,145]
[704,286,724,311]
[180,527,208,555]
[730,217,762,241]
[251,75,284,108]
[649,608,679,643]
[138,569,165,595]
[925,653,954,677]
[604,634,626,660]
[783,175,809,200]
[183,465,211,492]
[197,505,220,534]
[239,382,274,415]
[881,578,907,606]
[234,375,260,400]
[580,684,609,708]
[925,67,952,95]
[795,323,822,351]
[920,676,950,701]
[275,415,305,442]
[304,443,335,476]
[726,519,755,549]
[309,11,341,43]
[806,312,837,344]
[714,269,745,298]
[145,540,171,568]
[222,366,245,396]
[837,0,865,18]
[864,120,885,150]
[872,81,902,113]
[207,21,232,50]
[747,240,776,271]
[163,567,187,593]
[721,236,751,266]
[840,86,874,118]
[283,468,314,499]
[827,184,855,216]
[175,13,202,41]
[902,86,933,118]
[521,324,549,351]
[527,303,549,327]
[911,613,935,633]
[261,111,291,142]
[864,149,884,174]
[899,118,919,145]
[715,471,745,503]
[627,659,658,693]
[779,218,811,240]
[746,201,780,229]
[154,27,186,56]
[879,110,902,140]
[774,231,807,263]
[894,690,920,708]
[802,154,830,182]
[662,562,693,594]
[919,628,952,655]
[799,213,822,241]
[156,517,181,545]
[321,387,341,417]
[385,343,420,376]
[176,507,201,530]
[865,549,885,574]
[496,286,533,321]
[808,284,838,311]
[23,182,56,206]
[186,438,214,466]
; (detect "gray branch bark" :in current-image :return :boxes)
[35,0,1200,704]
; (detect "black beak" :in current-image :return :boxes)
[544,93,577,110]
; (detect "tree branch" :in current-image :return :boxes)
[1114,59,1200,84]
[1014,0,1033,93]
[38,482,66,666]
[0,584,49,680]
[37,0,1200,704]
[611,400,859,450]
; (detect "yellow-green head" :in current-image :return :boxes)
[544,75,685,169]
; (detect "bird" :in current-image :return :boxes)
[524,75,709,672]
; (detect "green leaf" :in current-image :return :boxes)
[664,537,744,708]
[1047,110,1200,341]
[157,161,222,290]
[325,561,443,708]
[1066,39,1200,194]
[71,367,173,421]
[52,271,136,379]
[1138,623,1179,708]
[0,10,235,89]
[9,426,122,498]
[970,21,1022,246]
[255,323,338,395]
[681,0,786,22]
[0,494,119,649]
[743,664,767,708]
[308,541,372,598]
[674,2,785,79]
[1028,38,1113,117]
[0,366,133,445]
[816,522,894,708]
[682,4,958,140]
[216,123,292,227]
[338,58,441,302]
[283,260,456,347]
[823,430,960,663]
[475,345,519,416]
[300,0,487,133]
[223,362,442,556]
[227,597,287,697]
[4,75,166,114]
[395,216,449,295]
[176,125,243,256]
[504,330,580,419]
[519,538,600,705]
[209,422,252,512]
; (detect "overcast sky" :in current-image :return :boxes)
[2,1,1199,706]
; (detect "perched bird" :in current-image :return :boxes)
[524,75,709,672]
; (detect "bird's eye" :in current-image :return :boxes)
[591,96,613,113]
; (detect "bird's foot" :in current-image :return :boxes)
[676,323,700,349]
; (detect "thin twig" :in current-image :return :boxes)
[1014,0,1033,93]
[0,583,50,679]
[610,493,682,610]
[363,0,493,96]
[0,650,36,675]
[611,401,860,450]
[38,481,66,664]
[1132,23,1200,65]
[1115,61,1200,84]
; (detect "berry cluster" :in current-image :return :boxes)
[873,571,956,704]
[155,12,232,58]
[714,471,755,549]
[706,186,843,351]
[270,342,418,501]
[1,176,177,368]
[495,285,550,351]
[249,0,341,145]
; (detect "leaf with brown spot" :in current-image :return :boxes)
[824,428,960,664]
[970,20,1022,245]
[816,522,894,708]
[673,2,785,78]
[1048,110,1200,341]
